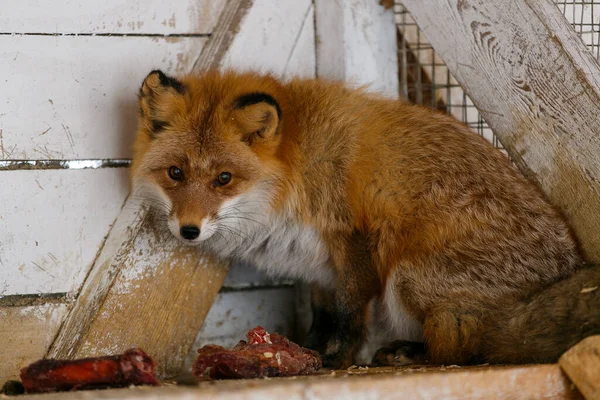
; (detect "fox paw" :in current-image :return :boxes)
[372,341,427,366]
[321,352,352,370]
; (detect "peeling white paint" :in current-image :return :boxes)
[221,0,313,75]
[315,0,398,98]
[17,303,69,342]
[0,36,206,161]
[0,159,129,170]
[0,169,129,295]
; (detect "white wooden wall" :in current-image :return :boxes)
[0,2,223,298]
[315,0,398,98]
[0,0,398,378]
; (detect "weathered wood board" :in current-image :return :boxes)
[0,168,129,295]
[282,4,316,80]
[192,0,315,78]
[0,36,206,161]
[0,0,226,34]
[15,364,583,400]
[560,335,600,400]
[0,303,68,382]
[401,0,600,263]
[0,0,215,385]
[315,0,398,98]
[218,0,313,75]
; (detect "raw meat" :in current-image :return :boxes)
[193,326,322,380]
[20,348,159,393]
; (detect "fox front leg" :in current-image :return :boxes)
[321,232,380,369]
[304,284,338,354]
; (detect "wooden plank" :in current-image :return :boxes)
[219,0,313,75]
[0,168,129,295]
[193,0,316,78]
[0,36,206,160]
[0,303,68,383]
[282,4,316,80]
[0,0,226,34]
[15,364,582,400]
[560,335,600,400]
[192,0,253,72]
[400,0,600,263]
[315,0,398,98]
[194,0,315,78]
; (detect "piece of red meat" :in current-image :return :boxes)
[20,348,159,393]
[193,326,322,380]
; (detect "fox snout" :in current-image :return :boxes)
[179,225,200,240]
[168,215,218,245]
[169,219,203,244]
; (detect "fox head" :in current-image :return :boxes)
[131,70,294,246]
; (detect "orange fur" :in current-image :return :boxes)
[131,70,599,368]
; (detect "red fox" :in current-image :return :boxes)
[131,69,600,368]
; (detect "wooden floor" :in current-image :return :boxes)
[13,364,583,400]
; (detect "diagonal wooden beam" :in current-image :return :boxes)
[192,0,253,72]
[401,0,600,263]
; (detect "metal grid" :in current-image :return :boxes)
[557,0,600,58]
[395,0,600,150]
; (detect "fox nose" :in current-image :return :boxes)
[180,225,200,240]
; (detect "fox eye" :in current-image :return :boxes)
[215,172,232,186]
[168,166,184,181]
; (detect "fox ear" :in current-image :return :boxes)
[138,70,185,138]
[140,70,185,97]
[231,93,281,145]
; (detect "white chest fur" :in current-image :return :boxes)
[244,218,335,286]
[203,190,335,287]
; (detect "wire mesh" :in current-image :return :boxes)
[556,0,600,58]
[395,0,600,150]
